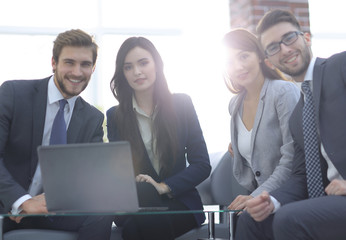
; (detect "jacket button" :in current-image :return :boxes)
[255,171,261,177]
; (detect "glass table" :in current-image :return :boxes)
[0,209,239,240]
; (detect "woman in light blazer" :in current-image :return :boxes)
[224,29,300,211]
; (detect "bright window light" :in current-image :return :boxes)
[2,0,345,153]
[0,0,231,153]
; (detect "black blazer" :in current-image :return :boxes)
[271,52,346,204]
[0,77,104,212]
[106,93,211,225]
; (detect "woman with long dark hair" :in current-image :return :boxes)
[107,37,211,240]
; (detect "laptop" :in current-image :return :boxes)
[38,141,142,213]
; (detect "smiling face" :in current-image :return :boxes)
[226,47,264,90]
[261,22,312,82]
[52,46,95,98]
[123,47,156,95]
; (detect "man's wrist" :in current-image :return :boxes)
[269,196,281,213]
[11,194,32,214]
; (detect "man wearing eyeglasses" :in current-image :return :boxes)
[234,9,346,240]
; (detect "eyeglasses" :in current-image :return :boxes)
[264,31,304,56]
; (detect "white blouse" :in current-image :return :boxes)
[236,112,252,167]
[132,96,160,174]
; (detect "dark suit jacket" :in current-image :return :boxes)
[106,93,211,225]
[0,77,104,212]
[271,52,346,205]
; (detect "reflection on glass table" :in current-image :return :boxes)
[0,209,241,240]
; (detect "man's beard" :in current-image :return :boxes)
[55,71,87,98]
[278,45,311,78]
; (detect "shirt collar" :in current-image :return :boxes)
[132,95,150,118]
[132,95,158,119]
[304,57,317,82]
[48,75,78,110]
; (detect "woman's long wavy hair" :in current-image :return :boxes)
[110,37,177,178]
[223,28,285,94]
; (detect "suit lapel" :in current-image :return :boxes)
[230,92,245,117]
[290,95,304,147]
[289,58,326,157]
[312,58,325,129]
[31,78,49,175]
[230,92,245,153]
[67,97,83,143]
[229,92,246,174]
[250,79,269,153]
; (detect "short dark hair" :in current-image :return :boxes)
[256,9,301,39]
[53,29,98,65]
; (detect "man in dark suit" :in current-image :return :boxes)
[0,29,112,239]
[235,9,346,240]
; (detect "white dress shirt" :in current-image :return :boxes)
[132,96,160,174]
[11,76,77,214]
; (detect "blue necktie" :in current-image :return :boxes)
[301,81,325,198]
[50,99,68,145]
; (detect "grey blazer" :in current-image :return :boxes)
[229,79,300,196]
